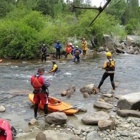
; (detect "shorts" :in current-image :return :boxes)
[33,93,48,105]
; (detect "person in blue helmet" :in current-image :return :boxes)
[54,41,62,59]
[72,46,82,62]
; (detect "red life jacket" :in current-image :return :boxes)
[31,75,44,90]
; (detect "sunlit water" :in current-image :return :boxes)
[0,53,140,130]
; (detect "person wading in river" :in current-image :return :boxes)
[82,38,88,59]
[96,52,115,93]
[41,44,47,62]
[30,68,50,119]
[48,60,59,76]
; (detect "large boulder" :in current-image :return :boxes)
[81,111,110,125]
[117,110,140,118]
[36,132,47,140]
[94,101,113,109]
[45,112,67,124]
[117,92,140,110]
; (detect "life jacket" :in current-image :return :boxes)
[106,59,115,71]
[66,46,72,53]
[52,64,58,72]
[31,75,43,90]
[75,49,80,55]
[42,47,47,53]
[82,41,87,50]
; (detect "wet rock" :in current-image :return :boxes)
[45,112,67,124]
[115,82,119,87]
[98,98,105,102]
[70,136,83,140]
[83,92,89,98]
[73,129,81,135]
[94,101,113,109]
[86,131,102,140]
[102,93,113,98]
[117,110,140,117]
[80,84,97,95]
[61,86,76,98]
[0,105,6,112]
[81,111,110,125]
[98,120,115,130]
[61,91,67,96]
[36,132,47,140]
[78,107,87,112]
[28,119,38,125]
[66,86,76,98]
[117,92,140,110]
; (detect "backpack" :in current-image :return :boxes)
[108,59,115,68]
[42,47,47,53]
[75,49,80,55]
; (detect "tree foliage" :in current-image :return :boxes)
[0,0,139,59]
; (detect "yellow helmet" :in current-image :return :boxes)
[106,52,112,57]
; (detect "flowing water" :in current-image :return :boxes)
[0,53,140,131]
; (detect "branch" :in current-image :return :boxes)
[71,0,112,26]
[89,0,111,26]
[71,4,102,11]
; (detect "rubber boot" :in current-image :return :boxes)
[34,104,38,119]
[44,104,48,116]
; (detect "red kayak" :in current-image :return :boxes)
[0,119,16,140]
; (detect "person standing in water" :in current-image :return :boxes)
[30,68,50,119]
[96,52,115,93]
[41,44,47,62]
[82,38,88,58]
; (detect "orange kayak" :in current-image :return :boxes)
[28,93,78,115]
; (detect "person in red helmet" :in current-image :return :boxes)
[82,38,88,58]
[30,68,50,119]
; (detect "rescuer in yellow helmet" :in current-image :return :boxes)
[96,51,115,93]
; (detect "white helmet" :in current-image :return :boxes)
[69,43,72,46]
[75,46,78,48]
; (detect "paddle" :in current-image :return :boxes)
[58,102,84,112]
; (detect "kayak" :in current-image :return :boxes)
[0,119,14,140]
[28,93,78,115]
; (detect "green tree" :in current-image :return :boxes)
[0,1,15,18]
[106,0,126,24]
[122,0,139,25]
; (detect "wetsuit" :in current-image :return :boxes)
[98,58,115,90]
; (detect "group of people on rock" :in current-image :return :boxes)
[41,38,88,62]
[31,50,116,119]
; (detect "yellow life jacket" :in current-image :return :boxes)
[75,49,80,55]
[107,59,115,68]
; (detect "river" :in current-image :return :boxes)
[0,53,140,136]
